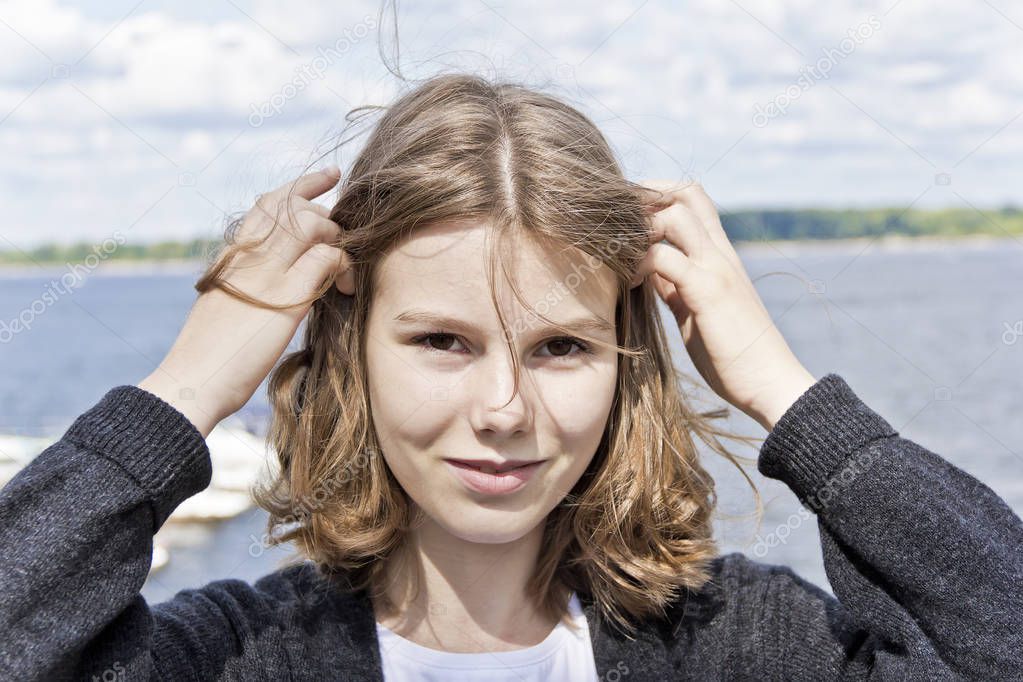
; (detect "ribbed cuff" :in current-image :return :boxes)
[757,373,898,510]
[62,384,213,529]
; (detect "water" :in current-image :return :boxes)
[1,237,1020,602]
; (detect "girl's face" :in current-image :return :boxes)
[365,219,619,545]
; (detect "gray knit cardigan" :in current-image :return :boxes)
[0,373,1020,681]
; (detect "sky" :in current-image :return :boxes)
[2,0,1023,248]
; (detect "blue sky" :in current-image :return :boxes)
[2,0,1023,247]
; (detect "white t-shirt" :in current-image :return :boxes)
[375,592,600,681]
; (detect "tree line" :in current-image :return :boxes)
[3,207,1022,265]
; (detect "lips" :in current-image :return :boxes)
[443,458,540,475]
[444,458,545,495]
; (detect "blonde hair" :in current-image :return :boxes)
[197,71,763,637]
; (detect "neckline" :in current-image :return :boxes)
[374,592,589,670]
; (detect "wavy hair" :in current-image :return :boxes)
[196,71,764,637]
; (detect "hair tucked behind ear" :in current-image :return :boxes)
[197,67,764,637]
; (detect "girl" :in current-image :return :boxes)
[0,73,1019,681]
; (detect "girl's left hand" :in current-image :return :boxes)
[631,179,816,432]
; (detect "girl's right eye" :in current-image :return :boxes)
[412,332,468,354]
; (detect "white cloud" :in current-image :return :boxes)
[1,0,1022,248]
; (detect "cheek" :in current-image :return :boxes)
[365,345,453,485]
[540,367,618,444]
[367,342,430,421]
[523,368,618,499]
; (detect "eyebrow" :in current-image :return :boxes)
[392,309,615,336]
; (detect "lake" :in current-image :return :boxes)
[1,235,1020,602]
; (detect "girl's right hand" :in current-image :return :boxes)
[631,179,813,431]
[137,166,355,438]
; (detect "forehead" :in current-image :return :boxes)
[372,218,618,322]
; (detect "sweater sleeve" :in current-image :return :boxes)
[0,385,274,681]
[753,373,1023,680]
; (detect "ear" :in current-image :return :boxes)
[334,267,356,296]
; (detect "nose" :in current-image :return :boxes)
[467,351,533,437]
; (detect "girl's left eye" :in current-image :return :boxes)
[411,332,592,359]
[538,336,592,358]
[414,333,465,353]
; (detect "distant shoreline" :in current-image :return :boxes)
[0,232,1018,277]
[733,231,1016,254]
[0,258,206,278]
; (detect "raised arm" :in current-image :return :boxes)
[0,167,353,680]
[629,179,1022,679]
[0,384,217,680]
[754,373,1023,679]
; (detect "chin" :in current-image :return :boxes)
[432,505,544,545]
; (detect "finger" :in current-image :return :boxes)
[292,197,332,219]
[637,178,696,201]
[651,272,690,323]
[277,213,343,268]
[634,178,690,214]
[673,184,737,258]
[631,220,673,286]
[630,239,694,289]
[267,166,342,204]
[631,236,659,286]
[646,242,698,292]
[639,179,740,267]
[248,196,333,244]
[648,203,715,261]
[643,211,666,245]
[672,183,719,235]
[289,243,353,297]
